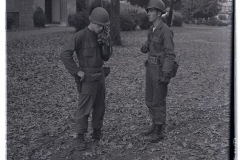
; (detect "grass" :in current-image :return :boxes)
[7,24,232,160]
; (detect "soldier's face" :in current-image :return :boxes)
[147,9,161,22]
[93,23,104,34]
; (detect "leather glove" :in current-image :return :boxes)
[77,71,85,82]
[98,26,110,46]
[158,72,171,84]
[103,67,110,77]
[141,44,149,53]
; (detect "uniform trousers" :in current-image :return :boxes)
[145,63,168,125]
[75,69,106,134]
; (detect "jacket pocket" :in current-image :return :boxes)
[152,36,163,52]
[83,42,95,57]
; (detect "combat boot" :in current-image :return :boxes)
[76,134,86,150]
[148,125,164,143]
[142,123,156,136]
[92,128,102,141]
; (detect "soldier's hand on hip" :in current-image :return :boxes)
[141,44,149,53]
[77,71,85,82]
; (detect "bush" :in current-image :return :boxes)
[68,12,89,32]
[120,13,137,31]
[204,17,228,26]
[7,17,13,29]
[125,8,138,14]
[218,14,228,20]
[33,7,46,28]
[172,12,183,27]
[137,12,152,30]
[162,12,183,27]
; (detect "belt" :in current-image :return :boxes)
[80,67,103,82]
[85,72,102,81]
[81,67,102,74]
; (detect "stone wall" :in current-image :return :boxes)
[33,0,45,11]
[67,0,76,15]
[18,0,34,28]
[60,0,67,25]
[7,0,76,28]
[6,0,19,12]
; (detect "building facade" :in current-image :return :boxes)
[219,0,233,14]
[7,0,76,28]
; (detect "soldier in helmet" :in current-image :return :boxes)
[141,0,176,143]
[60,7,112,150]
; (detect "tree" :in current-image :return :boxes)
[182,0,221,20]
[110,0,121,45]
[193,0,221,19]
[127,0,170,8]
[127,0,181,27]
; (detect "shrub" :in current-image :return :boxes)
[218,14,228,20]
[172,12,183,27]
[137,12,152,30]
[162,12,183,27]
[204,17,228,26]
[7,17,13,29]
[120,13,137,31]
[125,8,138,14]
[33,7,46,27]
[68,12,89,32]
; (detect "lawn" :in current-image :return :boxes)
[7,24,232,160]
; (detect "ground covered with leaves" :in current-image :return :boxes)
[7,24,232,160]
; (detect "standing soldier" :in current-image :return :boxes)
[60,7,112,150]
[141,0,176,143]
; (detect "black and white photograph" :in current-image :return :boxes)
[6,0,235,159]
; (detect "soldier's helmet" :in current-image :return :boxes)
[89,7,110,26]
[146,0,166,14]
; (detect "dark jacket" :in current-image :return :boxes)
[60,27,112,77]
[145,21,175,74]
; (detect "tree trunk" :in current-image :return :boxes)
[110,0,121,46]
[167,0,174,27]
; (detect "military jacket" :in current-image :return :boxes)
[146,21,175,73]
[60,27,111,76]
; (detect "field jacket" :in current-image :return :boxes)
[60,27,112,77]
[145,21,176,74]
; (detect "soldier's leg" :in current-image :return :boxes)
[75,94,93,134]
[74,93,93,150]
[75,81,98,134]
[143,65,156,136]
[148,82,168,142]
[91,80,106,140]
[152,82,168,125]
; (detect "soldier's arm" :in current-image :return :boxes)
[60,33,82,77]
[141,29,151,53]
[162,29,175,74]
[101,38,112,61]
[101,45,112,61]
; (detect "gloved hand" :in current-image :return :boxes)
[141,44,149,53]
[103,67,110,77]
[98,26,110,46]
[77,71,85,82]
[158,72,171,84]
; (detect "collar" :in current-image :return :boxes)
[151,20,164,32]
[85,26,98,37]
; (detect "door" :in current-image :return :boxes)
[52,0,61,23]
[45,0,52,23]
